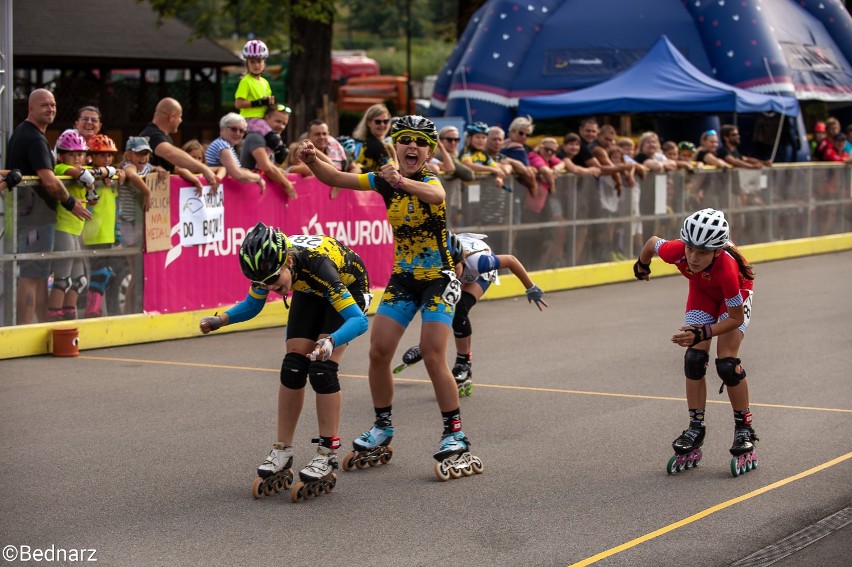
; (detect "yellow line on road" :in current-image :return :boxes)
[567,452,852,567]
[80,355,852,414]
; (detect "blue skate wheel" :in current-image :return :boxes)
[731,457,741,477]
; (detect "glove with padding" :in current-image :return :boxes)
[633,258,651,280]
[525,284,548,311]
[2,169,22,189]
[310,336,335,362]
[199,315,224,334]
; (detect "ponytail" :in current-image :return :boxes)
[724,243,755,281]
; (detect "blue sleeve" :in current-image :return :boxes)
[224,288,268,325]
[329,303,369,346]
[476,253,501,274]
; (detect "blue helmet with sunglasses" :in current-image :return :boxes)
[465,122,489,136]
[391,115,438,149]
[239,222,291,283]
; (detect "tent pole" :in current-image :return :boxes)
[763,57,786,163]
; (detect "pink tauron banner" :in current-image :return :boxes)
[143,175,394,314]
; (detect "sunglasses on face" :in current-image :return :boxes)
[373,119,390,125]
[78,116,100,123]
[251,269,281,289]
[228,126,246,134]
[515,131,530,137]
[397,135,431,147]
[541,146,557,153]
[441,137,460,143]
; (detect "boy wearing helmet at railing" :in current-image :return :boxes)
[47,130,97,321]
[83,134,124,317]
[234,39,276,125]
[633,208,759,477]
[297,115,485,482]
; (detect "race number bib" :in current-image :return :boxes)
[288,234,323,249]
[742,290,753,328]
[441,270,462,306]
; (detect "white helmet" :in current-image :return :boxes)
[241,40,269,61]
[680,208,729,250]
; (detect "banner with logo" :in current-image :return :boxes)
[143,175,394,313]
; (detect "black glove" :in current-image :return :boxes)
[687,324,712,346]
[633,258,651,280]
[2,169,22,189]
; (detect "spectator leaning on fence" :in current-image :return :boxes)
[717,125,767,169]
[139,97,220,193]
[206,112,267,193]
[240,104,297,199]
[6,89,91,324]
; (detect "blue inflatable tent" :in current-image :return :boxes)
[518,36,800,117]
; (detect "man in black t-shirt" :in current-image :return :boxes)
[6,89,92,324]
[240,105,296,199]
[139,98,219,192]
[716,125,765,169]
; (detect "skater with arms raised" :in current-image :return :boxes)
[297,116,483,481]
[633,208,758,476]
[200,223,371,501]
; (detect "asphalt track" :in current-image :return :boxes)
[1,251,850,567]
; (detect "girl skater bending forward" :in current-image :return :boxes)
[634,208,758,476]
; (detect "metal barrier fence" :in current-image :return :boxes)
[445,163,852,270]
[2,164,851,327]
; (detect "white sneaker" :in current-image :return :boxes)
[257,443,293,478]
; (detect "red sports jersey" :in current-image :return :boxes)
[658,239,753,317]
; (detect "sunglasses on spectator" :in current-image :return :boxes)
[275,104,292,113]
[397,134,431,147]
[78,116,100,123]
[441,137,460,143]
[373,119,391,125]
[228,126,246,134]
[515,131,530,137]
[541,146,557,153]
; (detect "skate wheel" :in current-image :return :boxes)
[666,455,679,475]
[393,363,407,374]
[310,483,321,497]
[461,464,473,477]
[251,476,264,499]
[290,481,305,503]
[379,445,394,465]
[367,457,378,467]
[448,465,462,479]
[355,457,367,469]
[465,384,473,396]
[262,479,275,496]
[730,457,741,477]
[434,461,451,482]
[283,471,294,489]
[470,457,484,474]
[327,473,337,492]
[342,451,357,472]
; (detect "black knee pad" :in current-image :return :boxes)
[716,357,746,387]
[280,352,310,389]
[309,360,340,394]
[53,277,71,293]
[684,348,709,380]
[452,291,477,338]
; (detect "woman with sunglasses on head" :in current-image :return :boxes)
[351,104,394,172]
[205,113,267,193]
[633,208,758,477]
[298,115,484,481]
[695,130,732,170]
[199,222,371,502]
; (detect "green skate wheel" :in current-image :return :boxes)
[666,455,679,475]
[731,457,741,477]
[393,363,407,374]
[465,384,473,396]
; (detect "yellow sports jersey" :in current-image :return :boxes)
[235,74,272,119]
[461,149,496,167]
[82,181,118,245]
[53,163,88,236]
[357,169,454,280]
[286,234,369,312]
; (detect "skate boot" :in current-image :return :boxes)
[290,440,339,503]
[251,443,294,499]
[453,362,473,398]
[393,345,422,373]
[342,425,394,471]
[730,426,759,477]
[433,431,484,481]
[667,426,705,474]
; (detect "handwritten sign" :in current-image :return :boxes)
[179,185,224,246]
[144,173,171,252]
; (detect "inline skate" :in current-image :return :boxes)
[433,431,484,481]
[666,426,705,474]
[290,441,339,503]
[342,425,394,471]
[453,362,473,397]
[393,345,422,374]
[730,427,759,477]
[252,443,294,499]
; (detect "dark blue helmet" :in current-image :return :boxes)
[447,231,463,265]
